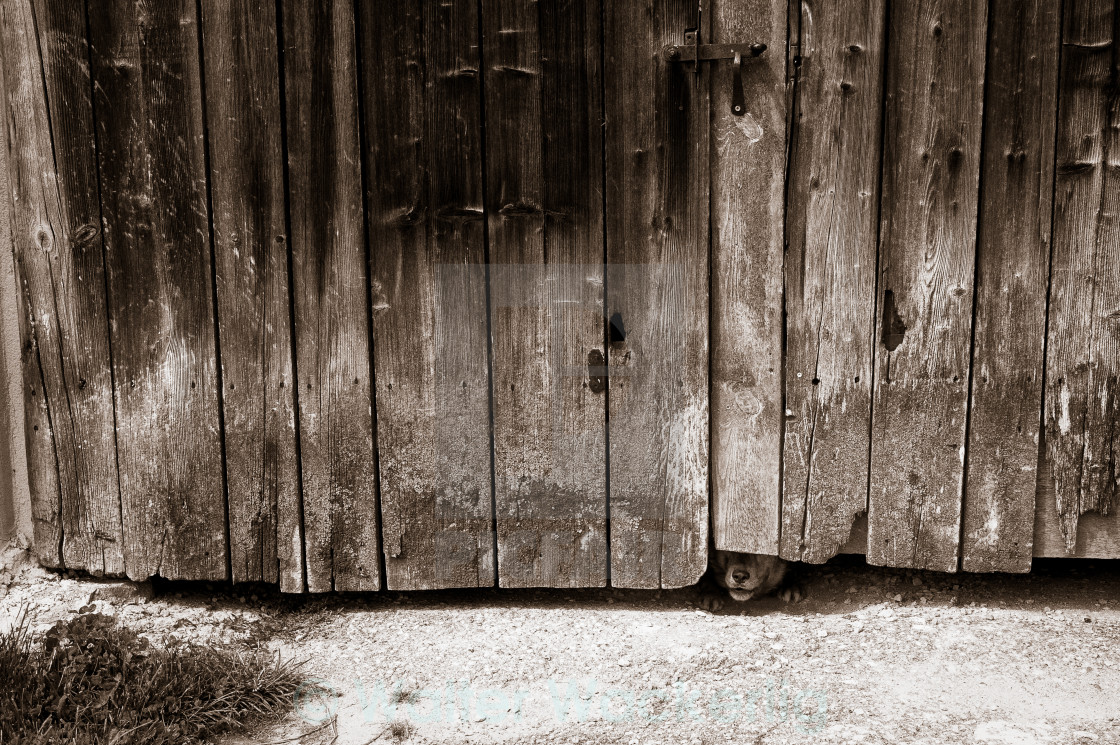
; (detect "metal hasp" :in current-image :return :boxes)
[664,31,767,117]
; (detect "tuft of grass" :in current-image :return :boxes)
[0,608,306,745]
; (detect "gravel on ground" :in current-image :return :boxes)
[2,543,1117,745]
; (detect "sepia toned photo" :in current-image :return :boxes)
[0,1,1117,743]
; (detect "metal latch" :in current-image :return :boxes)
[664,31,767,117]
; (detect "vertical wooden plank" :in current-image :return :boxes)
[0,40,20,543]
[89,0,226,580]
[359,0,494,590]
[281,0,378,592]
[709,0,789,556]
[2,0,59,567]
[867,0,987,572]
[482,0,607,588]
[1045,0,1119,549]
[780,0,885,563]
[604,0,708,588]
[199,0,301,590]
[1035,436,1120,557]
[1,0,123,574]
[961,0,1060,573]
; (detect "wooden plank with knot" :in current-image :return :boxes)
[867,0,987,573]
[1,0,124,575]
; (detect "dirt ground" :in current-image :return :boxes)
[2,543,1118,745]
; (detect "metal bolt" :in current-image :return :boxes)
[668,47,680,60]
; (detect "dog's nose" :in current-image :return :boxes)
[732,569,750,583]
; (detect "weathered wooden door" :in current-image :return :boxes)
[6,0,1119,590]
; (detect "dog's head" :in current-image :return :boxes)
[711,551,783,601]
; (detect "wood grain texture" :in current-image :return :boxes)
[281,0,378,592]
[359,0,495,590]
[604,0,708,588]
[780,0,885,564]
[89,0,226,581]
[2,0,123,574]
[822,458,1120,559]
[867,0,987,572]
[0,42,20,543]
[3,0,58,566]
[961,0,1060,573]
[1043,0,1119,550]
[199,0,301,590]
[1035,431,1120,558]
[709,0,788,558]
[482,0,607,588]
